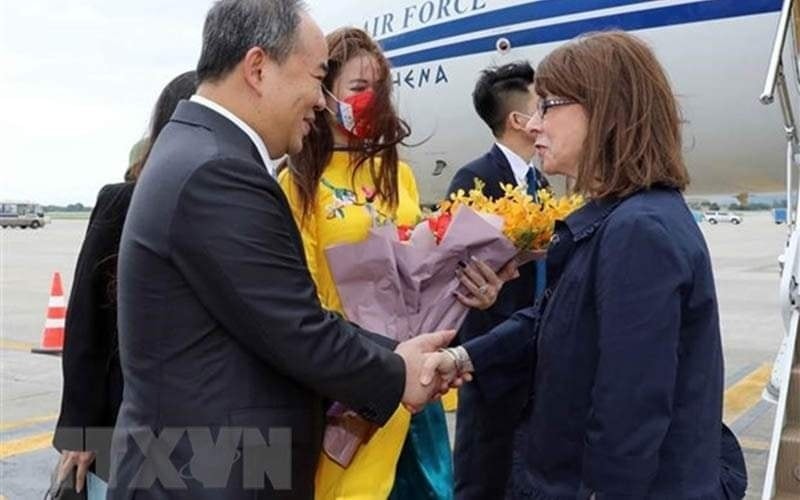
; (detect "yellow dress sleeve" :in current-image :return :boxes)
[396,161,422,225]
[277,169,320,284]
[400,161,420,205]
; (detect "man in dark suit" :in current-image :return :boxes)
[53,71,198,496]
[108,2,453,498]
[447,61,548,500]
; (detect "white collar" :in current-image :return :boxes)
[190,94,275,176]
[495,142,533,187]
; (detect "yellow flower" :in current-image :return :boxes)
[438,180,583,251]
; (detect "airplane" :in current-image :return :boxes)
[305,1,797,498]
[310,0,786,202]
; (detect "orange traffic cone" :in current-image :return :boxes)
[31,272,66,355]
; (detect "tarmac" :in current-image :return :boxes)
[0,213,790,499]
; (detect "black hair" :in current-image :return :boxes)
[125,71,198,181]
[149,71,198,142]
[472,61,535,137]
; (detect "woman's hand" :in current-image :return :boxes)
[455,258,520,310]
[420,351,472,388]
[58,450,96,493]
[497,259,521,282]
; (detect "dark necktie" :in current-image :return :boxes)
[526,167,547,299]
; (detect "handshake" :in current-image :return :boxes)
[394,330,475,413]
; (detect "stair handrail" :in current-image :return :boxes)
[762,0,796,104]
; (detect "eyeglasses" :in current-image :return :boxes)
[535,97,576,118]
[512,111,535,123]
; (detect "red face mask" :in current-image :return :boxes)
[326,88,376,139]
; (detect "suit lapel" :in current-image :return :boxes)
[489,144,519,187]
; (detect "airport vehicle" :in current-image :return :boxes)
[306,1,798,497]
[705,211,742,225]
[773,207,788,224]
[0,201,49,229]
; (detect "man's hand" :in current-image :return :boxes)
[395,330,459,412]
[58,450,96,493]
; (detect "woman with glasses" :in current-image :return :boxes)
[423,31,748,499]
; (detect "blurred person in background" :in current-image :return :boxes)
[52,70,197,493]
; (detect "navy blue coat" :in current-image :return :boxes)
[465,187,747,499]
[447,145,548,499]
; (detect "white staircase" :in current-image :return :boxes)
[759,0,800,498]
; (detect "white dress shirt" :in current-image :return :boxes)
[190,94,276,177]
[495,142,534,188]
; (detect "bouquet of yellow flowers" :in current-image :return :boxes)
[321,181,581,468]
[439,179,584,261]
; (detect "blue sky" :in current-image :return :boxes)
[1,1,216,205]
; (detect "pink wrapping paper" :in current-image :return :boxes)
[321,207,524,467]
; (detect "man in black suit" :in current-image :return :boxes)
[448,61,548,500]
[108,2,454,498]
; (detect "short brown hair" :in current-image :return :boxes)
[535,31,689,198]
